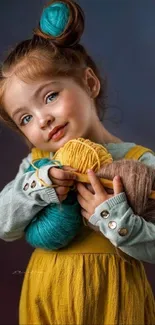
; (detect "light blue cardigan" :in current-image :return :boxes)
[0,142,155,263]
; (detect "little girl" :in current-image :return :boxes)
[0,0,155,324]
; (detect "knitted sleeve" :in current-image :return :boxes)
[24,158,82,250]
[89,150,155,264]
[0,154,59,241]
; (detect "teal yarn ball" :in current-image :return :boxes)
[40,2,70,37]
[25,194,82,250]
[26,158,62,171]
[24,159,82,250]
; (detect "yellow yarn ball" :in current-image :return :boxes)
[53,138,113,173]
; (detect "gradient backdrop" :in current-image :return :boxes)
[0,0,155,324]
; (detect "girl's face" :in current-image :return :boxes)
[4,69,100,152]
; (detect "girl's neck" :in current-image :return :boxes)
[100,126,122,144]
[89,120,123,145]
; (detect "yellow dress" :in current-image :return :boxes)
[19,144,155,324]
[19,227,155,325]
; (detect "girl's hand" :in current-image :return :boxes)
[48,166,77,202]
[77,169,124,220]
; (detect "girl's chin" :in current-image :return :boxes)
[48,130,83,152]
[47,135,73,152]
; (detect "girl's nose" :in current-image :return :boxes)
[38,114,54,129]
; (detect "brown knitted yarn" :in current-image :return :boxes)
[96,159,155,262]
[97,159,155,222]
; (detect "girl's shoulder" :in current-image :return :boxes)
[104,142,136,160]
[104,141,155,168]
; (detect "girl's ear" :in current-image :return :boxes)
[84,67,100,98]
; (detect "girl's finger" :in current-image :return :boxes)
[63,166,78,172]
[85,183,95,194]
[87,169,106,195]
[76,183,93,201]
[51,178,74,187]
[55,186,70,196]
[49,167,76,180]
[77,194,93,214]
[58,194,67,202]
[113,176,124,195]
[81,208,90,220]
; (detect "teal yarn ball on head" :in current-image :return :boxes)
[40,2,70,37]
[24,159,83,250]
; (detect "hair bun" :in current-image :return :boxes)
[40,2,70,37]
[35,0,85,47]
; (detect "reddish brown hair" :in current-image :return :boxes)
[0,0,107,134]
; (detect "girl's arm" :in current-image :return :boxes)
[89,192,155,264]
[77,150,155,264]
[0,154,59,241]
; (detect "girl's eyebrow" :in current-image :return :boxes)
[12,106,27,119]
[33,81,59,99]
[12,81,59,119]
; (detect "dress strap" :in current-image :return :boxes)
[31,148,50,162]
[124,145,154,160]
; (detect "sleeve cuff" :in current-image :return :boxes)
[22,165,60,204]
[89,192,127,225]
[37,165,53,185]
[41,186,60,204]
[89,192,134,247]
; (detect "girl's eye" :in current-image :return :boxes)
[21,115,32,126]
[46,92,59,104]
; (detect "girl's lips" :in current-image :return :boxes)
[48,123,68,142]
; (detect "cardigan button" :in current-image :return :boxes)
[100,210,109,218]
[23,183,29,191]
[108,221,117,230]
[31,180,37,188]
[118,228,128,236]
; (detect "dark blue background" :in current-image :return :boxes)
[0,1,155,324]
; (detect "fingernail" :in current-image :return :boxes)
[115,175,120,181]
[87,169,93,173]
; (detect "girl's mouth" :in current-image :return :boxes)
[48,123,68,142]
